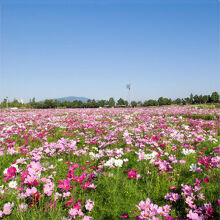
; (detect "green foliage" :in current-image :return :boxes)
[211,91,219,103]
[1,91,219,109]
[117,98,126,106]
[131,101,137,107]
[108,97,115,107]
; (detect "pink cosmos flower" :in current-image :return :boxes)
[170,186,177,191]
[179,160,186,164]
[66,197,75,208]
[44,182,54,196]
[204,178,209,184]
[87,183,97,189]
[136,174,142,179]
[74,175,85,183]
[18,193,27,199]
[198,193,205,200]
[3,202,14,216]
[54,192,62,201]
[58,179,70,191]
[185,196,194,208]
[63,192,71,198]
[193,186,202,192]
[121,213,129,218]
[85,199,94,211]
[77,209,84,217]
[3,167,16,182]
[164,193,180,202]
[24,174,37,185]
[187,210,202,220]
[81,182,90,189]
[204,203,214,217]
[127,169,137,179]
[25,187,37,197]
[68,208,78,218]
[29,161,41,172]
[140,210,150,218]
[165,217,175,220]
[163,205,171,215]
[181,184,193,196]
[83,216,92,220]
[73,201,82,211]
[21,170,28,181]
[194,178,201,186]
[19,203,28,212]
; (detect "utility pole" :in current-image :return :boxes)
[126,84,131,107]
[6,97,8,109]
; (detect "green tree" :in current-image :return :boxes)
[173,98,182,105]
[108,97,115,107]
[211,91,219,103]
[124,100,128,107]
[158,97,165,106]
[137,101,143,106]
[9,99,21,108]
[184,97,190,104]
[117,98,126,106]
[189,93,193,104]
[193,95,199,104]
[198,95,203,104]
[182,99,186,105]
[143,99,158,106]
[98,100,105,107]
[2,99,7,108]
[131,101,137,107]
[43,99,56,108]
[202,95,208,104]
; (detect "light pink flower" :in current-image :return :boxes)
[85,199,95,211]
[68,208,78,217]
[187,210,202,220]
[3,202,14,216]
[179,160,186,164]
[63,192,71,198]
[19,203,28,212]
[83,216,92,220]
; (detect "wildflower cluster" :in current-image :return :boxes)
[0,107,219,219]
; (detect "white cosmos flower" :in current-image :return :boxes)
[182,125,189,130]
[3,168,8,175]
[11,164,19,170]
[9,181,17,189]
[108,173,114,177]
[189,164,197,172]
[104,158,117,167]
[123,130,129,137]
[181,148,195,155]
[114,159,123,167]
[0,185,4,194]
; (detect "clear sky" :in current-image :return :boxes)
[0,0,219,102]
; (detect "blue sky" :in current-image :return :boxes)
[0,0,219,102]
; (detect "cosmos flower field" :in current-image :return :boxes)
[0,107,219,220]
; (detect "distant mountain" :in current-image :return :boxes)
[52,96,89,102]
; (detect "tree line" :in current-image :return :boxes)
[0,92,219,109]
